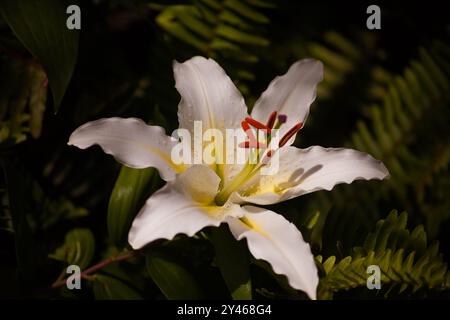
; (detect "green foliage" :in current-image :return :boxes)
[347,43,450,236]
[303,33,450,247]
[351,48,449,183]
[93,274,143,300]
[305,31,374,100]
[0,59,47,146]
[210,224,252,300]
[35,194,88,231]
[108,166,158,247]
[49,228,95,269]
[318,211,450,299]
[146,250,206,299]
[1,157,89,233]
[150,0,273,95]
[0,0,79,111]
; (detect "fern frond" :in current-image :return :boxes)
[304,34,450,241]
[150,0,273,95]
[347,39,450,232]
[317,211,450,299]
[305,31,371,100]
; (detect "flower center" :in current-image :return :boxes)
[214,111,303,205]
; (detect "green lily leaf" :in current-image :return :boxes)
[0,0,80,112]
[146,251,205,299]
[49,228,95,269]
[210,224,252,300]
[108,166,157,248]
[93,274,143,300]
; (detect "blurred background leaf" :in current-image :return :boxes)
[0,0,79,111]
[49,228,95,269]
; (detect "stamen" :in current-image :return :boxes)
[245,117,269,130]
[241,120,256,143]
[238,141,267,149]
[241,120,251,132]
[266,111,278,128]
[261,149,274,164]
[279,122,303,147]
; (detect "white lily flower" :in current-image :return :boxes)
[68,56,389,299]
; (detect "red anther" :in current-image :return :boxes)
[245,117,269,130]
[241,120,251,132]
[241,120,257,141]
[238,141,267,149]
[266,111,278,128]
[279,122,303,147]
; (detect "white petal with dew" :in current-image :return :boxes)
[251,59,323,144]
[68,117,182,181]
[174,56,248,133]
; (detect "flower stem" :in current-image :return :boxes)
[50,250,141,289]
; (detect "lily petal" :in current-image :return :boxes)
[227,206,318,299]
[174,56,248,133]
[175,164,221,204]
[68,117,183,181]
[238,146,389,205]
[128,184,222,249]
[128,165,242,249]
[251,59,323,143]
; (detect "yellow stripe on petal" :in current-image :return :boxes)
[239,216,271,239]
[146,145,187,174]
